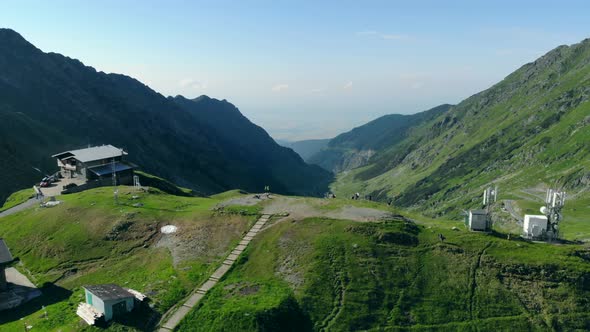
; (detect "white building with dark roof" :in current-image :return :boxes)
[52,145,135,185]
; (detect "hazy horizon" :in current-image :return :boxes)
[2,0,589,140]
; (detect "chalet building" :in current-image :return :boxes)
[0,239,13,291]
[52,145,135,185]
[83,284,135,321]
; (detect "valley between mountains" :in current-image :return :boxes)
[0,29,589,332]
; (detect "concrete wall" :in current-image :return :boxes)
[103,297,134,321]
[524,215,548,238]
[85,290,106,317]
[469,213,488,231]
[61,172,133,195]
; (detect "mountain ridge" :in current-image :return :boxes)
[331,37,590,223]
[0,28,331,202]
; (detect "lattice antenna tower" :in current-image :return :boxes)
[483,185,498,212]
[540,189,566,240]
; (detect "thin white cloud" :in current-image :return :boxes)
[381,34,408,40]
[271,84,289,92]
[310,87,326,93]
[355,30,378,36]
[179,78,208,89]
[356,30,410,41]
[343,81,353,89]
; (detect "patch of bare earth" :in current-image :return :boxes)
[223,282,260,297]
[155,215,250,266]
[263,196,393,223]
[216,194,272,207]
[325,206,393,222]
[263,197,321,222]
[275,228,310,289]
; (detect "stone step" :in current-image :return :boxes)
[184,293,204,307]
[161,305,192,330]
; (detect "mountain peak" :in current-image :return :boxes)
[192,95,211,102]
[0,28,35,49]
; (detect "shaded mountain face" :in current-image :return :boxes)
[332,38,590,217]
[309,104,452,173]
[170,96,333,196]
[276,138,330,162]
[0,29,331,202]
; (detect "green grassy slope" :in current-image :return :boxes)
[309,104,452,173]
[0,186,256,331]
[176,215,590,331]
[0,188,33,212]
[331,38,590,226]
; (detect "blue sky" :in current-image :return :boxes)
[1,1,589,140]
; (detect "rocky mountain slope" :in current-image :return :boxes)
[309,104,452,173]
[332,38,590,219]
[0,29,331,202]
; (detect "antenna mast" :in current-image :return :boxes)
[541,189,566,241]
[112,158,118,205]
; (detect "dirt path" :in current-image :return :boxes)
[158,214,272,332]
[503,200,523,223]
[0,197,41,218]
[262,196,393,222]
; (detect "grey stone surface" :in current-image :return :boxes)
[161,305,192,330]
[199,279,217,292]
[184,292,204,308]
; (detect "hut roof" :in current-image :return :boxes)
[83,284,134,301]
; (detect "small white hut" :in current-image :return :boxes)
[523,215,548,239]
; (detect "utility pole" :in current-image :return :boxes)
[112,158,118,205]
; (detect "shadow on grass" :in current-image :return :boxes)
[110,299,161,331]
[0,283,72,324]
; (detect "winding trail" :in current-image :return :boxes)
[318,249,349,332]
[468,242,492,320]
[503,200,523,223]
[158,214,272,331]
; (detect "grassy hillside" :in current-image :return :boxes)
[309,104,452,173]
[176,213,590,331]
[0,186,257,331]
[1,186,589,331]
[331,38,590,225]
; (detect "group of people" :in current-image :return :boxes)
[350,192,373,201]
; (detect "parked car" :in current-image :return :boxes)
[40,180,51,187]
